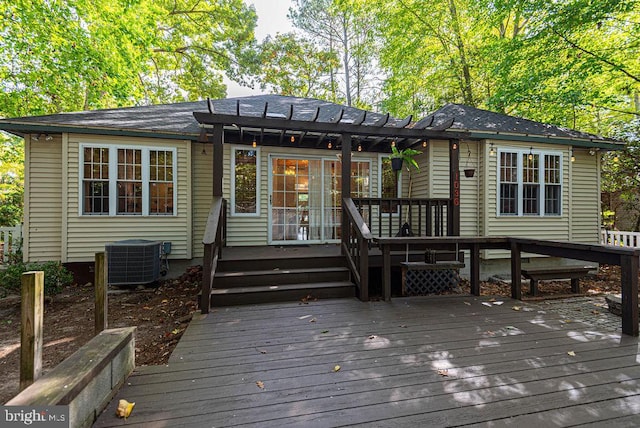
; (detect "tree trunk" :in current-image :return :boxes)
[448,0,474,106]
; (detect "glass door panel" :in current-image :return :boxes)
[271,158,321,243]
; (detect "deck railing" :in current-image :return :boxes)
[601,229,640,248]
[0,225,22,265]
[352,198,452,238]
[374,235,640,336]
[200,197,227,313]
[342,198,373,301]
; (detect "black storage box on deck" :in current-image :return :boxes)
[106,239,161,285]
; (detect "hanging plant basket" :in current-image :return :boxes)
[464,168,475,178]
[391,157,404,171]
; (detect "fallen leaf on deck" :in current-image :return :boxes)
[512,306,521,311]
[368,335,377,340]
[463,301,471,306]
[437,369,449,377]
[489,298,496,302]
[492,301,504,306]
[567,351,576,356]
[481,302,492,307]
[399,324,407,328]
[116,399,135,419]
[333,365,341,372]
[171,328,180,335]
[256,381,265,389]
[321,330,329,334]
[505,326,517,330]
[309,318,317,323]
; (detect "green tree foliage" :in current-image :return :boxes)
[257,33,340,98]
[602,119,640,230]
[0,133,23,226]
[0,0,258,117]
[288,0,382,108]
[478,0,640,134]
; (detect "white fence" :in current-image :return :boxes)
[0,225,22,265]
[601,229,640,248]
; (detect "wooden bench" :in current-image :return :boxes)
[521,266,596,296]
[7,327,136,428]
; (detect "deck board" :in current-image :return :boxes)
[94,296,640,427]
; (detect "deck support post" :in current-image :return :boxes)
[470,243,480,296]
[20,271,43,391]
[341,134,352,255]
[94,252,108,334]
[212,124,224,198]
[510,240,522,300]
[448,139,460,236]
[383,244,391,301]
[620,254,639,336]
[358,238,369,301]
[201,244,213,313]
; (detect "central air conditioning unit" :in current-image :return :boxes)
[106,239,161,285]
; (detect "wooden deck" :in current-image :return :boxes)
[94,296,640,427]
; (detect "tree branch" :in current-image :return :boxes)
[552,27,640,83]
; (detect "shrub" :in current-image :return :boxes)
[0,260,74,296]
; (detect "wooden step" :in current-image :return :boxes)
[214,266,350,288]
[210,281,356,306]
[218,255,346,272]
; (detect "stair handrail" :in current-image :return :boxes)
[201,197,226,313]
[343,197,373,301]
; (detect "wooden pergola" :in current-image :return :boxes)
[193,99,473,240]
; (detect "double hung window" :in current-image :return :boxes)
[498,149,562,216]
[81,145,176,216]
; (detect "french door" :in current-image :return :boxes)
[269,156,369,244]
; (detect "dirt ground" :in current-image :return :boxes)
[0,266,201,404]
[0,264,625,404]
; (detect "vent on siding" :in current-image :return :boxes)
[106,239,161,285]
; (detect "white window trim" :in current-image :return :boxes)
[79,143,177,217]
[230,145,261,217]
[350,157,373,198]
[496,147,563,217]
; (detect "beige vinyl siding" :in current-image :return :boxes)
[65,135,191,263]
[191,144,213,258]
[484,141,571,258]
[410,151,429,198]
[460,141,480,236]
[570,149,600,243]
[24,134,63,262]
[430,140,450,198]
[485,141,570,239]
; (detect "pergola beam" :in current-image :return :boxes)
[194,112,470,142]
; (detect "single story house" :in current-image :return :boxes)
[0,95,624,284]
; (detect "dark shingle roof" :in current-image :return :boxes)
[425,103,606,141]
[0,95,394,137]
[0,95,620,148]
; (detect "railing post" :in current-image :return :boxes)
[470,243,480,296]
[20,271,44,391]
[620,254,639,336]
[510,240,522,300]
[95,252,108,334]
[383,244,391,301]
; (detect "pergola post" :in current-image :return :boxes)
[449,139,461,236]
[341,134,352,253]
[212,124,224,197]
